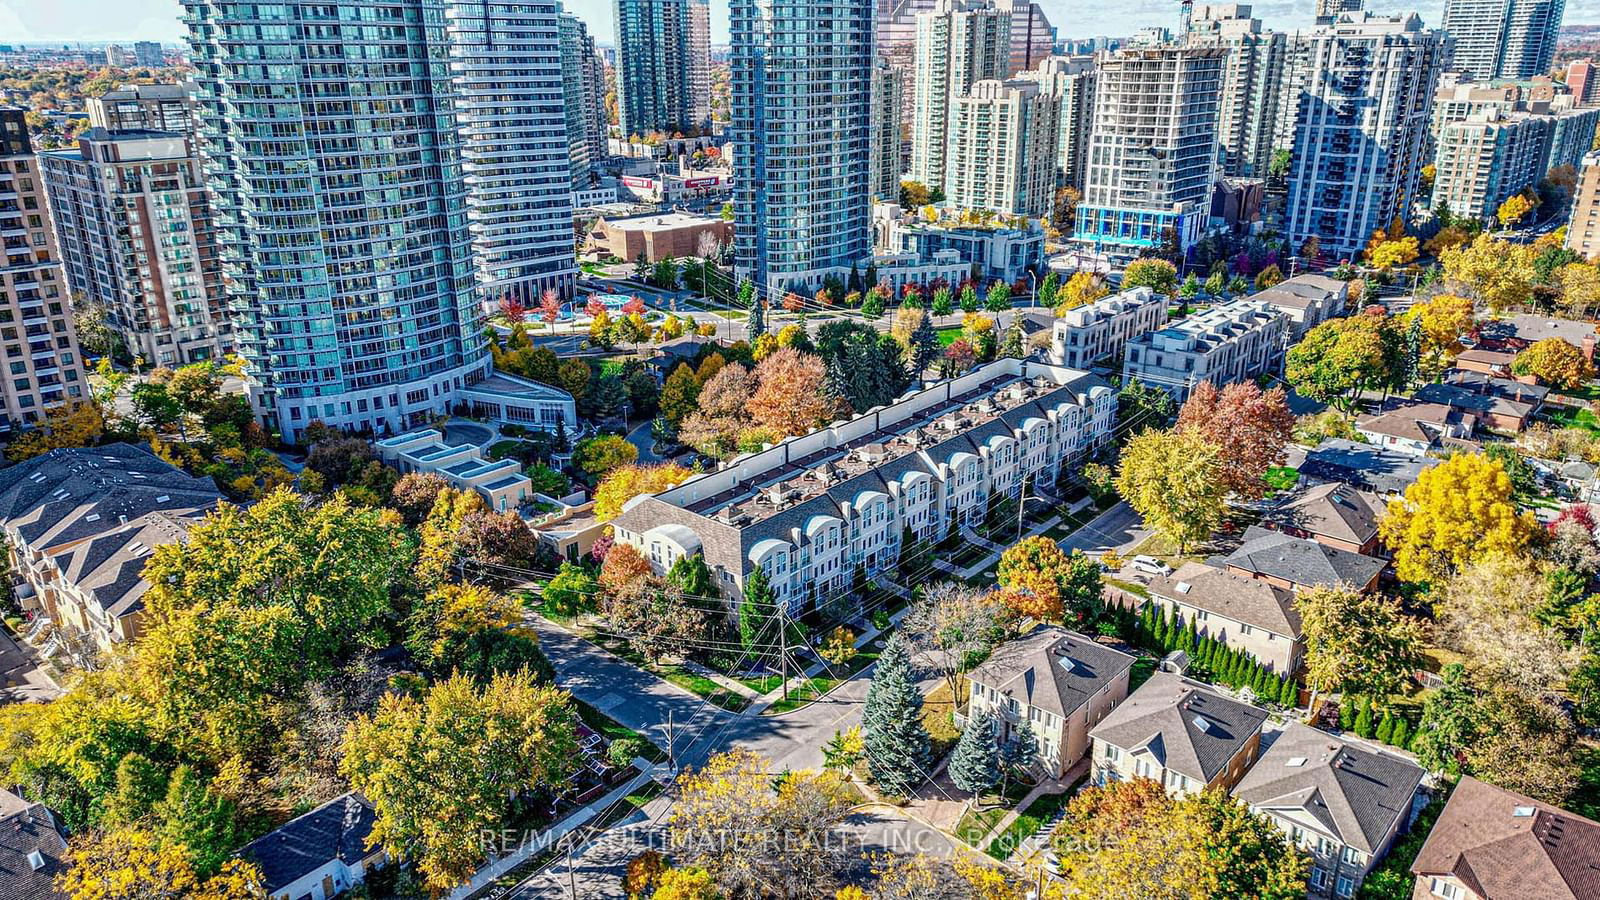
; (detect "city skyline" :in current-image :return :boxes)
[0,0,1532,49]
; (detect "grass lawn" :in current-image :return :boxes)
[487,438,524,460]
[1127,531,1207,569]
[733,673,786,694]
[758,647,882,715]
[1104,577,1151,599]
[955,804,1010,846]
[761,676,837,715]
[1544,404,1600,436]
[922,678,969,757]
[659,666,750,712]
[1263,466,1299,492]
[1128,655,1158,691]
[598,358,626,379]
[984,779,1082,860]
[936,325,964,347]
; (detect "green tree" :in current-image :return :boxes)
[1297,583,1425,714]
[1285,315,1402,413]
[1116,429,1228,553]
[931,286,953,317]
[739,566,778,660]
[1038,271,1060,308]
[340,670,578,892]
[543,562,599,615]
[984,282,1011,312]
[1122,258,1178,295]
[959,284,978,313]
[861,634,932,796]
[572,434,638,479]
[949,709,1000,796]
[1410,663,1478,774]
[661,363,701,426]
[153,764,239,877]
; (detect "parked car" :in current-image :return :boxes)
[1130,555,1173,577]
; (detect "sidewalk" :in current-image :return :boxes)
[742,595,918,716]
[933,515,1062,582]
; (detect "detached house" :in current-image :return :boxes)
[0,789,68,900]
[1356,402,1477,457]
[1089,672,1268,797]
[239,793,384,900]
[1261,483,1385,556]
[964,626,1136,778]
[1146,562,1304,675]
[1410,776,1600,900]
[1233,723,1425,900]
[1215,526,1386,593]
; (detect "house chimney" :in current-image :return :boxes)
[1584,333,1595,363]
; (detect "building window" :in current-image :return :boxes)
[1429,878,1462,900]
[1335,876,1354,899]
[1309,867,1328,891]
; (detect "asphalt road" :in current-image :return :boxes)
[1056,500,1149,556]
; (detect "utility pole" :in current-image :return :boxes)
[666,709,676,772]
[567,840,577,899]
[778,604,790,703]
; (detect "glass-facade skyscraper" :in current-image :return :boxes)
[181,0,489,443]
[731,0,874,297]
[447,0,577,305]
[614,0,694,137]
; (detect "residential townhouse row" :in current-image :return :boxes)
[610,357,1116,610]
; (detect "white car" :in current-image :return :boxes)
[1129,555,1173,577]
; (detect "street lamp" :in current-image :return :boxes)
[1028,270,1038,312]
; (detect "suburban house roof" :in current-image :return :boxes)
[1300,439,1440,495]
[1262,483,1383,548]
[965,626,1136,719]
[1147,561,1302,638]
[1248,274,1347,310]
[0,795,68,900]
[1455,348,1516,370]
[1089,672,1268,784]
[1232,722,1423,854]
[237,793,378,893]
[1483,314,1598,349]
[1215,526,1387,589]
[0,444,221,555]
[1410,776,1600,899]
[1357,402,1476,444]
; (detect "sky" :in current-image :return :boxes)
[6,0,1597,52]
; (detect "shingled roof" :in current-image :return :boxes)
[1411,776,1600,899]
[47,511,202,620]
[1261,483,1383,548]
[1089,672,1268,784]
[0,795,67,900]
[0,443,221,555]
[965,626,1136,719]
[1233,722,1422,854]
[1216,526,1386,590]
[1147,561,1302,637]
[237,793,378,893]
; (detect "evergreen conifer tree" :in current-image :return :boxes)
[1339,695,1357,731]
[1281,676,1299,708]
[1354,701,1375,738]
[1375,711,1395,744]
[748,297,767,338]
[1009,719,1040,779]
[950,709,1001,796]
[1390,717,1410,748]
[861,634,932,796]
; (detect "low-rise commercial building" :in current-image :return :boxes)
[1234,723,1424,900]
[1089,672,1268,796]
[375,429,534,514]
[872,202,1045,284]
[611,358,1115,610]
[964,626,1135,778]
[1146,561,1303,675]
[0,444,222,653]
[455,371,577,433]
[1247,274,1348,341]
[1048,287,1167,369]
[1122,299,1287,402]
[590,212,732,264]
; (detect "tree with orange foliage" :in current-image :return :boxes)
[621,295,647,316]
[585,295,606,317]
[995,537,1101,623]
[1176,381,1293,499]
[746,347,835,437]
[499,295,526,323]
[537,288,561,324]
[597,541,653,599]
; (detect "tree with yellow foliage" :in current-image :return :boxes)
[340,670,578,892]
[996,537,1102,624]
[1512,337,1596,389]
[57,829,266,900]
[668,749,856,898]
[1116,429,1228,554]
[1367,235,1420,270]
[1379,452,1537,584]
[1557,261,1600,318]
[1496,193,1535,228]
[593,462,693,521]
[1403,293,1475,376]
[414,486,486,588]
[5,400,105,461]
[1440,233,1537,312]
[1054,272,1110,314]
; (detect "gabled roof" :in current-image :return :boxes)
[965,626,1136,719]
[1089,672,1268,784]
[1216,526,1386,589]
[1262,482,1383,547]
[0,797,68,900]
[0,444,220,556]
[237,793,378,892]
[1411,776,1600,899]
[1147,562,1302,638]
[1232,722,1423,854]
[1357,402,1475,444]
[48,511,202,619]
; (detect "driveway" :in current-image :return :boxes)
[0,626,60,703]
[1057,501,1149,556]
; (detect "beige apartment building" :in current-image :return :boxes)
[1568,150,1600,259]
[0,107,87,430]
